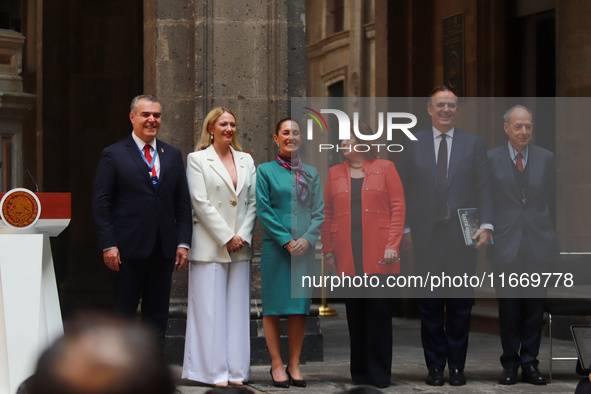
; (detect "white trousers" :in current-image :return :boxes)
[182,260,251,384]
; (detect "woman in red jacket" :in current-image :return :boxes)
[321,121,405,388]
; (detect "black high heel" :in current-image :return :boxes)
[270,367,289,388]
[286,364,307,388]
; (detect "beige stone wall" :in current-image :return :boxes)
[556,1,591,251]
[306,0,376,98]
[556,0,591,96]
[144,0,307,299]
[145,0,305,166]
[144,0,196,159]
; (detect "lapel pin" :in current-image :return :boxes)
[161,148,164,153]
[230,200,237,206]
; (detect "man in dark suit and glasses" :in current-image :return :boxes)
[488,105,559,385]
[399,86,493,386]
[93,94,192,342]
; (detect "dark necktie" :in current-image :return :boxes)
[437,134,448,220]
[144,145,159,189]
[516,152,524,172]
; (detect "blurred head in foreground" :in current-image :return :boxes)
[29,312,174,394]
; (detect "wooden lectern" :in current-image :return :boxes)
[0,191,71,394]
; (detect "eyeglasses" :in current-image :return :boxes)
[378,258,400,265]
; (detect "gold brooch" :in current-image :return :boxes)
[230,200,237,206]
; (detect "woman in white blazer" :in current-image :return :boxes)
[182,107,257,387]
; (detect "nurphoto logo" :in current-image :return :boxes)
[302,107,418,153]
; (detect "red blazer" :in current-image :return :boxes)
[321,159,405,276]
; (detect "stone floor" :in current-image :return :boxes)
[173,303,583,393]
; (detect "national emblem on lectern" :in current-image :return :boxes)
[0,188,41,229]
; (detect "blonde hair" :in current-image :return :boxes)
[196,107,242,151]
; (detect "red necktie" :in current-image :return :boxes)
[516,152,524,172]
[144,145,157,178]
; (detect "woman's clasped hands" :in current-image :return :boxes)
[284,238,310,256]
[226,234,246,253]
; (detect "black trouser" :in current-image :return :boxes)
[496,233,547,368]
[415,221,477,371]
[346,235,394,386]
[345,298,394,386]
[498,298,545,368]
[112,239,175,343]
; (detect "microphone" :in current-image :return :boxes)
[23,162,39,193]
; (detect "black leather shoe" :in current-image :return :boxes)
[499,366,518,385]
[449,369,466,386]
[270,367,289,388]
[521,365,546,385]
[285,365,306,388]
[426,369,444,386]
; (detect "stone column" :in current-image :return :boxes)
[347,0,364,97]
[143,0,196,362]
[0,29,35,191]
[143,0,309,364]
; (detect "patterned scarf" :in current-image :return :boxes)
[276,153,310,202]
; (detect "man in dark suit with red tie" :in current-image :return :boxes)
[488,105,559,385]
[93,94,192,342]
[399,86,493,386]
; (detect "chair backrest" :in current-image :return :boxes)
[571,325,591,372]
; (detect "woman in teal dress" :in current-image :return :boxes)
[256,118,324,388]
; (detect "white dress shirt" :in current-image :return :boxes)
[433,126,454,169]
[132,132,161,178]
[403,126,493,234]
[508,142,528,168]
